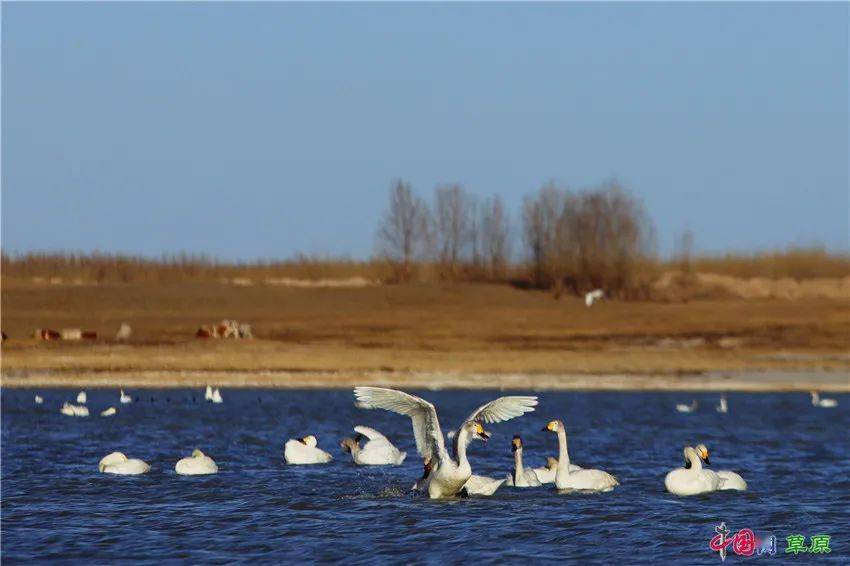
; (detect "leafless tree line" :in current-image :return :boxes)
[377,179,655,295]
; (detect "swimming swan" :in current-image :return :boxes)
[211,389,223,404]
[76,391,87,404]
[695,444,747,491]
[354,386,537,499]
[463,474,506,496]
[664,446,721,495]
[810,391,838,408]
[175,449,219,475]
[716,395,728,413]
[100,407,117,417]
[120,389,132,404]
[340,426,407,465]
[99,452,150,475]
[505,435,542,487]
[676,400,698,413]
[543,420,618,492]
[34,395,44,405]
[284,435,333,464]
[204,385,214,401]
[60,402,89,417]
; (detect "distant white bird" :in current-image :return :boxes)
[676,400,698,413]
[34,395,44,405]
[120,389,132,404]
[585,289,604,307]
[204,385,214,401]
[76,391,87,404]
[716,395,728,414]
[810,391,838,408]
[175,449,218,475]
[60,402,89,417]
[99,452,150,475]
[211,388,223,404]
[101,407,117,417]
[340,426,407,465]
[285,435,333,464]
[695,444,747,491]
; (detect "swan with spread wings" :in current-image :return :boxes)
[353,387,537,499]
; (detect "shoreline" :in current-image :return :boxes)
[3,369,848,392]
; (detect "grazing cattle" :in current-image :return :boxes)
[196,320,253,339]
[237,324,253,339]
[61,328,83,340]
[196,325,215,339]
[116,323,132,341]
[34,329,62,340]
[81,331,97,340]
[218,320,239,339]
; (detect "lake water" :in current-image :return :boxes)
[2,388,848,563]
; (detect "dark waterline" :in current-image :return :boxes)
[2,388,848,563]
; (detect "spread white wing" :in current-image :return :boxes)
[354,387,446,463]
[464,396,538,425]
[353,425,390,444]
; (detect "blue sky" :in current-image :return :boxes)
[2,2,847,260]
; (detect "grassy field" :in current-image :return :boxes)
[2,275,848,388]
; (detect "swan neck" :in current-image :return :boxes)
[556,428,570,472]
[514,448,524,481]
[686,449,702,472]
[455,427,469,466]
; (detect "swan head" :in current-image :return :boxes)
[511,435,523,453]
[192,448,205,458]
[683,446,700,469]
[466,421,490,442]
[340,437,359,453]
[301,435,318,448]
[542,420,562,433]
[99,451,128,471]
[695,444,710,465]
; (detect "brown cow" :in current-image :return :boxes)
[81,331,97,340]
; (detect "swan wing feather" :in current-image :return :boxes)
[464,396,538,424]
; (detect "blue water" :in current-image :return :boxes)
[2,388,848,563]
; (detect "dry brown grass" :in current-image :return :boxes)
[687,248,850,280]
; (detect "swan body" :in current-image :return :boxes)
[204,385,214,401]
[527,456,582,484]
[211,389,223,404]
[716,395,728,413]
[61,402,89,417]
[676,400,698,413]
[665,446,721,495]
[354,386,537,499]
[285,435,333,464]
[120,389,132,404]
[505,436,541,487]
[810,391,838,408]
[175,449,218,475]
[101,407,117,417]
[76,391,87,404]
[543,420,618,492]
[695,444,747,491]
[463,474,505,496]
[34,395,44,404]
[99,452,150,475]
[340,426,406,465]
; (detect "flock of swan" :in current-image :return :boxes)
[37,385,839,496]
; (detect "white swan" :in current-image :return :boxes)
[204,385,214,401]
[528,456,582,484]
[585,289,604,307]
[60,402,89,417]
[543,420,618,492]
[284,435,333,464]
[354,386,537,499]
[100,407,117,417]
[664,446,721,495]
[463,474,505,496]
[175,449,218,475]
[676,400,698,413]
[211,388,223,404]
[505,435,541,487]
[695,444,747,491]
[76,391,87,404]
[34,395,44,405]
[120,389,132,404]
[340,426,406,465]
[99,451,150,475]
[810,391,838,408]
[716,395,728,413]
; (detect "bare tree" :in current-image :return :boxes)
[376,180,429,281]
[522,184,566,288]
[434,184,474,277]
[481,195,511,279]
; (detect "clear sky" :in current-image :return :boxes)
[2,2,848,260]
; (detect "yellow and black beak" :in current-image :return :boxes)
[473,422,490,441]
[511,436,522,452]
